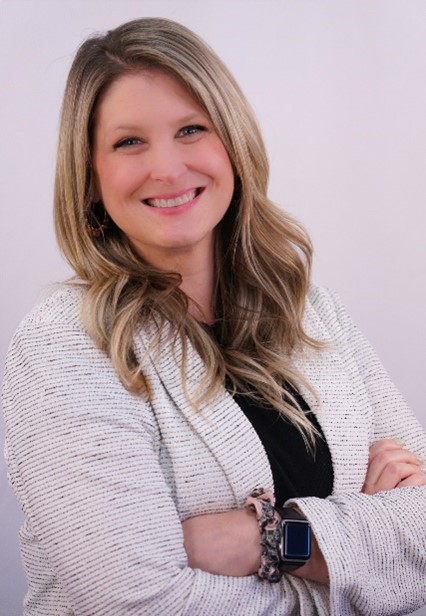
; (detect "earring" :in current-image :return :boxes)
[85,201,109,238]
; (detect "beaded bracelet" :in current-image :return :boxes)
[244,487,283,583]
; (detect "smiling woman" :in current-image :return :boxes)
[2,16,426,616]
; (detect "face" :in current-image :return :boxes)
[92,70,234,269]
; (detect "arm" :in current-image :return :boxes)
[2,318,192,615]
[2,300,321,616]
[182,286,426,614]
[295,438,426,584]
[182,439,425,584]
[183,508,262,576]
[289,287,426,615]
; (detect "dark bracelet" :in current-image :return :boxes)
[245,488,283,583]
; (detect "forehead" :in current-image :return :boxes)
[94,69,207,126]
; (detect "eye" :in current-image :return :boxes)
[113,137,143,149]
[177,125,207,138]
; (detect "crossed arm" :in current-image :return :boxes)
[182,439,426,583]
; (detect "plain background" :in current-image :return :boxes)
[1,1,425,614]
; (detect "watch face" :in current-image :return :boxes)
[284,521,311,559]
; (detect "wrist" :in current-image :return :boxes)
[291,532,329,584]
[275,505,312,573]
[245,489,314,582]
[183,509,262,577]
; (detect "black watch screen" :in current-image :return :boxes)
[283,520,311,560]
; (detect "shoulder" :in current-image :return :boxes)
[304,283,349,340]
[3,285,97,385]
[2,283,148,429]
[306,283,344,320]
[14,284,86,334]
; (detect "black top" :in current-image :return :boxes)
[204,322,333,507]
[228,382,334,507]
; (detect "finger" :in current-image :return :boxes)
[365,449,421,486]
[397,472,426,488]
[368,439,404,462]
[363,462,422,495]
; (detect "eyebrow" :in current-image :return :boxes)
[176,112,208,125]
[109,112,208,134]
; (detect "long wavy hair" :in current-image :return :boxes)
[54,17,321,444]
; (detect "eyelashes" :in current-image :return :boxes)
[177,125,207,138]
[113,125,208,150]
[113,137,143,149]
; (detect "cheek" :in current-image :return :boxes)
[96,159,147,201]
[206,141,234,191]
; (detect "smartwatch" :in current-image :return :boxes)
[275,506,311,572]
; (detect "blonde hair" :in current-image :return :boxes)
[54,17,321,444]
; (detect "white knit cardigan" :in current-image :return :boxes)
[2,284,426,616]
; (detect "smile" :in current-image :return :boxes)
[144,188,204,208]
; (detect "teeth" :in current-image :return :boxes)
[146,189,197,208]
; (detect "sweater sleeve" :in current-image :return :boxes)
[289,286,426,616]
[2,304,328,616]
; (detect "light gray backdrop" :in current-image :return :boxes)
[1,1,425,614]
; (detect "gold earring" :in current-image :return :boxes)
[85,202,109,238]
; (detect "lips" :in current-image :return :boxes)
[144,187,204,208]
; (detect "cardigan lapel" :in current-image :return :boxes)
[135,323,274,506]
[294,300,370,493]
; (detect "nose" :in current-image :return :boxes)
[148,141,187,183]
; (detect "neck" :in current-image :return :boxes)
[181,265,215,323]
[173,245,215,322]
[137,242,216,323]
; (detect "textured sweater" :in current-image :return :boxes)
[2,284,426,615]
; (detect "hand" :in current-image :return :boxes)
[362,439,426,495]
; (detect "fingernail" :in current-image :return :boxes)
[421,463,426,474]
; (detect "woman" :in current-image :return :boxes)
[2,17,426,616]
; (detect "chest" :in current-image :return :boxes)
[150,375,371,520]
